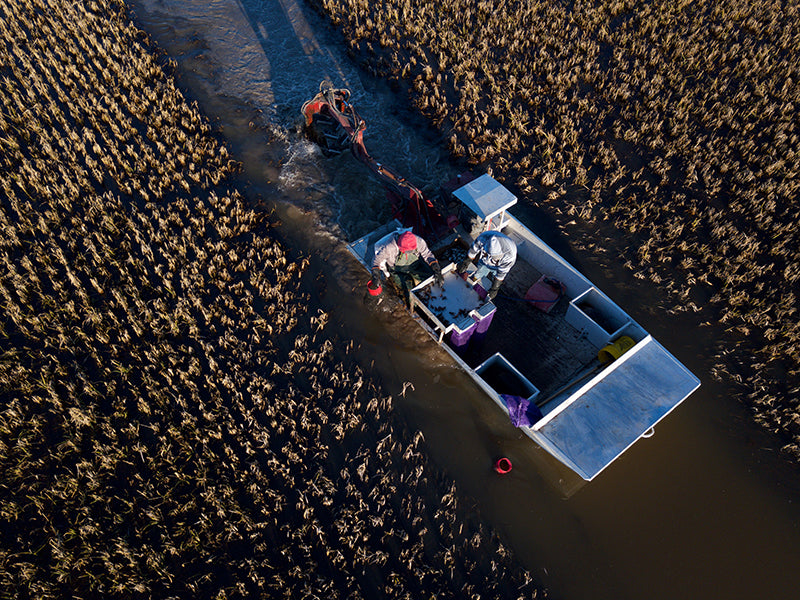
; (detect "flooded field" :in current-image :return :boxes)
[0,0,539,597]
[2,0,800,599]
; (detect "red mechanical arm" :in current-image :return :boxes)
[301,83,451,239]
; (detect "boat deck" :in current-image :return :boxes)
[454,255,599,403]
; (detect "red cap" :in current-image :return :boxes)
[397,231,417,252]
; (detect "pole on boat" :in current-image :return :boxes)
[534,335,636,407]
[535,361,604,408]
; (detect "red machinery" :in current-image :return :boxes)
[301,82,454,240]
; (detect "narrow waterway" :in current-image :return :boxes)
[127,1,800,598]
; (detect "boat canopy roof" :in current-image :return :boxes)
[452,173,517,224]
[531,336,700,480]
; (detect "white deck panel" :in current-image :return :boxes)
[531,337,700,480]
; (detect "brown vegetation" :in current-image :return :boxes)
[306,0,800,462]
[0,0,542,597]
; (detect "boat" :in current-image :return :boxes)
[302,83,700,481]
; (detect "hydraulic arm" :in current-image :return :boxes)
[301,82,451,239]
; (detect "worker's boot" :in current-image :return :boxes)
[487,278,502,300]
[402,283,413,308]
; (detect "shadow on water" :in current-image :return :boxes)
[129,1,800,599]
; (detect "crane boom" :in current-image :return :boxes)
[301,82,452,239]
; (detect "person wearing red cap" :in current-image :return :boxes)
[370,230,443,305]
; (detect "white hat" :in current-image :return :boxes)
[486,235,504,258]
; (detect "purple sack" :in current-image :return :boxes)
[501,394,543,427]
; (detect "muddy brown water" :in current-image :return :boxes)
[128,1,800,598]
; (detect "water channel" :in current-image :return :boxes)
[127,1,800,598]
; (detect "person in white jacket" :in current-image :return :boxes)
[457,231,517,300]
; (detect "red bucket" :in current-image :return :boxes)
[367,280,382,296]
